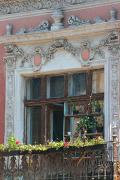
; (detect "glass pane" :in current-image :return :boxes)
[50,76,64,98]
[69,73,86,96]
[53,110,63,141]
[26,78,41,100]
[26,106,41,144]
[92,69,104,93]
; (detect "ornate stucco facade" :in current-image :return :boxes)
[0,0,120,143]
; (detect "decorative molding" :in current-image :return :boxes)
[93,16,105,24]
[1,20,120,46]
[0,0,118,16]
[5,33,118,69]
[16,21,50,35]
[45,39,78,60]
[23,39,79,71]
[4,44,24,67]
[5,66,15,141]
[5,8,118,35]
[4,56,16,67]
[51,9,64,31]
[68,15,91,27]
[80,40,105,66]
[4,44,24,55]
[100,31,120,55]
[4,31,120,69]
[100,31,119,46]
[109,8,118,22]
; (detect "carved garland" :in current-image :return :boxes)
[4,38,106,71]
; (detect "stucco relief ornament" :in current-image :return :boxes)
[33,47,44,71]
[93,16,105,24]
[16,21,50,35]
[6,24,13,35]
[45,39,78,60]
[80,41,92,65]
[5,44,15,54]
[80,40,105,65]
[51,8,64,31]
[100,31,119,46]
[68,15,91,27]
[100,31,120,55]
[109,8,118,22]
[28,20,50,33]
[4,44,25,67]
[4,44,16,66]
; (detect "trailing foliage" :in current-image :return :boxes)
[0,136,105,152]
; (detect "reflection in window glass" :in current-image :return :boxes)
[92,69,104,93]
[69,73,86,96]
[50,76,64,98]
[26,78,41,100]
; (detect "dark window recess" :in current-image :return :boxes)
[71,73,86,96]
[53,110,63,141]
[50,76,64,98]
[26,78,41,100]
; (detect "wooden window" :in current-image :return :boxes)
[25,106,42,144]
[26,78,41,100]
[48,76,64,98]
[68,73,86,96]
[24,69,104,144]
[92,69,104,93]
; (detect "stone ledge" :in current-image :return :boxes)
[0,20,120,45]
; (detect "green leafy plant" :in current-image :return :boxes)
[76,115,97,133]
[91,100,101,113]
[8,136,17,149]
[0,136,105,152]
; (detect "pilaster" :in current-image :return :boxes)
[4,45,16,142]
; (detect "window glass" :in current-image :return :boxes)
[26,78,41,100]
[68,73,86,96]
[26,106,41,144]
[92,69,104,93]
[49,76,64,98]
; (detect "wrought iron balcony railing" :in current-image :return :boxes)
[0,143,114,180]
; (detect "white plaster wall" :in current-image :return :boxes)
[42,51,81,72]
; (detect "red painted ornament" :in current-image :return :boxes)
[34,54,42,66]
[81,48,90,61]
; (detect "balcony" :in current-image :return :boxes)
[0,141,114,180]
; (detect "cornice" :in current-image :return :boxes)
[0,21,120,46]
[0,0,120,20]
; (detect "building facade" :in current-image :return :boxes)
[0,0,120,144]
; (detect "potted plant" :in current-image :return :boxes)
[91,100,101,113]
[76,115,97,134]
